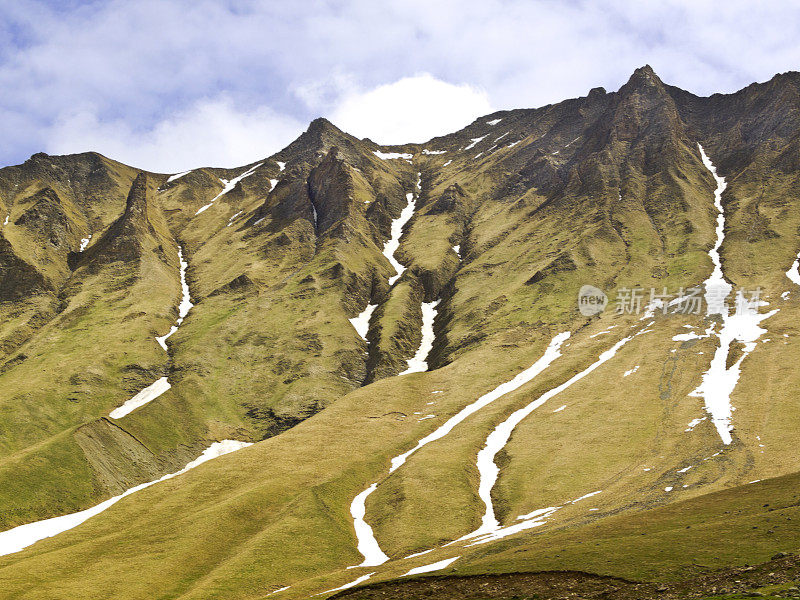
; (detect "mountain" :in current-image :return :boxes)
[1,66,800,599]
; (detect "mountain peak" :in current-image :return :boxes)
[625,64,663,89]
[306,117,341,135]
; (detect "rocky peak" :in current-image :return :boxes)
[77,172,172,268]
[627,65,661,86]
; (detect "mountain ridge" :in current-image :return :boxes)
[1,66,800,599]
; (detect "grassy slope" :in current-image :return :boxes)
[1,70,800,600]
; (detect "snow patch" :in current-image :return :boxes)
[486,119,502,126]
[403,556,460,576]
[400,300,440,375]
[404,548,434,559]
[79,234,92,252]
[787,251,800,287]
[383,174,420,285]
[266,586,290,596]
[156,246,194,350]
[623,365,639,377]
[553,405,567,413]
[110,377,170,419]
[464,135,487,150]
[685,416,707,432]
[227,211,243,227]
[374,150,413,161]
[166,170,192,183]
[673,331,702,342]
[349,484,389,567]
[195,162,263,215]
[689,146,778,445]
[319,573,375,595]
[422,149,447,155]
[350,304,377,341]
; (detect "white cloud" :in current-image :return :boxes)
[3,0,800,168]
[45,96,304,173]
[327,74,492,144]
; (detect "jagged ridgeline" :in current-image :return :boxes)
[1,66,800,599]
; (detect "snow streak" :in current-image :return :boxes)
[350,304,377,341]
[195,162,263,215]
[0,440,252,557]
[463,335,633,540]
[383,174,420,285]
[689,146,778,444]
[155,246,193,351]
[109,377,171,419]
[400,300,440,374]
[347,333,569,567]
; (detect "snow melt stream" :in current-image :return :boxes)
[0,440,252,557]
[348,332,570,567]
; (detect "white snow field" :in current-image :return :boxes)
[348,332,570,567]
[0,440,252,557]
[463,335,633,540]
[109,377,171,419]
[383,174,420,285]
[195,162,263,215]
[689,146,778,445]
[350,303,377,341]
[400,300,440,374]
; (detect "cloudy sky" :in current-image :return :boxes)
[2,0,799,172]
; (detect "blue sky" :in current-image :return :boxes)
[1,0,799,172]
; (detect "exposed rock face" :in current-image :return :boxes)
[78,172,172,268]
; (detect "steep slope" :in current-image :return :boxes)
[0,67,799,600]
[0,172,186,528]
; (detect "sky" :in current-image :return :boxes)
[1,0,799,172]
